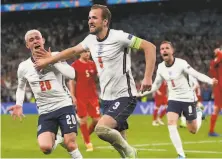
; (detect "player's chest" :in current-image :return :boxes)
[161,66,183,80]
[24,67,56,83]
[89,41,121,58]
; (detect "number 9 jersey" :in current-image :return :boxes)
[16,52,72,115]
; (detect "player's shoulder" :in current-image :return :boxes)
[110,29,124,34]
[18,58,31,71]
[84,34,96,41]
[175,58,187,64]
[110,29,128,37]
[157,61,166,68]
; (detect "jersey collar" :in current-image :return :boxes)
[96,28,110,42]
[165,57,175,67]
[31,56,35,63]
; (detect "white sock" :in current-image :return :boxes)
[168,125,185,157]
[69,148,83,159]
[180,115,186,125]
[196,108,203,133]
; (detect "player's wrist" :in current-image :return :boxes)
[15,104,23,107]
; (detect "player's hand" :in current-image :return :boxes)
[34,47,52,60]
[140,77,152,93]
[35,58,51,70]
[212,78,218,86]
[7,105,25,121]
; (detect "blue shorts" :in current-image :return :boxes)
[102,96,137,131]
[37,106,78,137]
[167,100,197,121]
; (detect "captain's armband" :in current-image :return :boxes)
[130,37,142,50]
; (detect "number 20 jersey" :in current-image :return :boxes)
[16,52,72,115]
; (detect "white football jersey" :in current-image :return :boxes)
[81,29,138,100]
[151,58,212,102]
[16,52,72,114]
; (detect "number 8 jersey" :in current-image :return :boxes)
[152,58,213,102]
[16,52,72,115]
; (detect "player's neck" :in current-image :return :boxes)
[31,52,37,61]
[165,57,175,67]
[79,58,88,63]
[96,27,109,41]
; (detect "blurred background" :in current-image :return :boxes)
[1,0,222,106]
[1,0,222,158]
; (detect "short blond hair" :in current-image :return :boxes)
[24,29,42,42]
[160,40,174,48]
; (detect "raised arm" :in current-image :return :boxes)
[183,61,217,86]
[35,43,86,70]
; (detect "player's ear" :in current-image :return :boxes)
[103,19,108,26]
[25,42,30,49]
[42,38,45,44]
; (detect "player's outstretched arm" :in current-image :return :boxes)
[7,105,25,121]
[53,61,75,79]
[35,44,85,70]
[138,68,163,97]
[183,62,218,86]
[8,64,27,121]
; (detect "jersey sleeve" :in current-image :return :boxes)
[118,31,142,50]
[53,61,75,79]
[80,35,90,51]
[16,63,27,106]
[182,60,213,85]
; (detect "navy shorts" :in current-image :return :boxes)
[37,106,78,137]
[167,100,197,121]
[102,96,137,132]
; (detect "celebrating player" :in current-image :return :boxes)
[7,30,82,159]
[208,48,222,137]
[69,51,100,151]
[152,81,167,126]
[139,41,217,158]
[34,4,156,158]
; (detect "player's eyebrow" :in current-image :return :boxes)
[88,16,97,20]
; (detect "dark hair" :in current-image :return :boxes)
[91,4,112,27]
[160,41,174,48]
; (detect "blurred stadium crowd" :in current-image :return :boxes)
[1,2,222,103]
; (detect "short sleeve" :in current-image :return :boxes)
[118,31,142,49]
